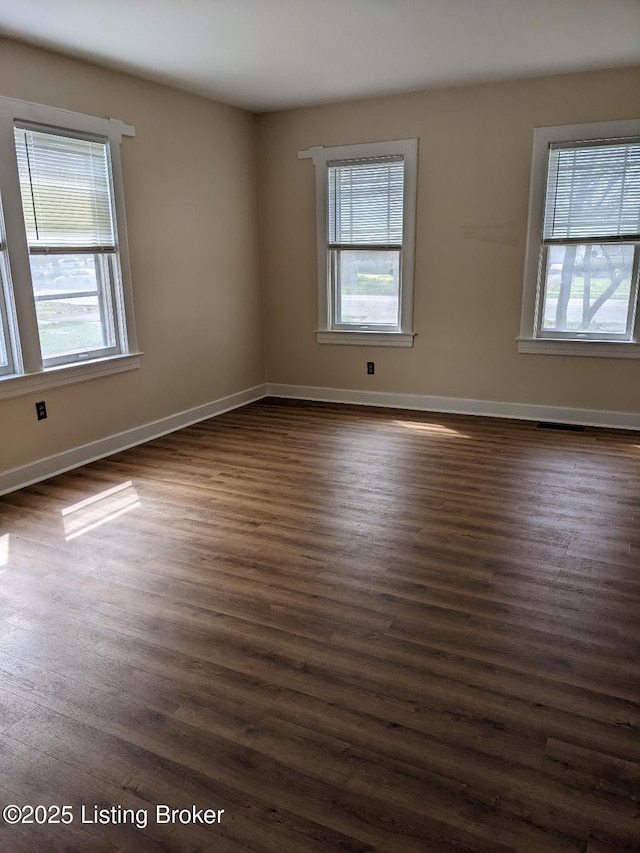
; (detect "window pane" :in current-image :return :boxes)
[328,158,404,245]
[336,250,400,326]
[0,315,8,370]
[544,141,640,241]
[541,244,635,335]
[0,253,11,372]
[14,126,115,250]
[30,254,116,360]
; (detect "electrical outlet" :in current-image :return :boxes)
[35,400,47,420]
[367,362,375,375]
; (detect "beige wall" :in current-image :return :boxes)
[0,39,264,472]
[258,67,640,413]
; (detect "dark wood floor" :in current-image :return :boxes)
[0,398,638,852]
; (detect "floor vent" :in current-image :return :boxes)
[537,422,586,432]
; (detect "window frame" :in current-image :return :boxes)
[518,119,640,359]
[0,97,140,399]
[300,138,418,347]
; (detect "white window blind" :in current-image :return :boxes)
[543,138,640,242]
[14,126,115,253]
[328,156,404,246]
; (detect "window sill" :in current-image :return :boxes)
[0,352,142,400]
[517,338,640,359]
[316,330,415,347]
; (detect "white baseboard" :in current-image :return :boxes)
[266,383,640,431]
[1,384,267,496]
[4,381,637,496]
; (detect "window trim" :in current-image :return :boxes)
[300,138,418,347]
[0,96,141,398]
[519,118,640,358]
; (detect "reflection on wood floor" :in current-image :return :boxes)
[0,398,638,851]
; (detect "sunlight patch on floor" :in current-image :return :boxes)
[393,419,467,437]
[0,533,9,569]
[62,481,141,541]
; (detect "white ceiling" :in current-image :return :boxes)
[0,0,639,113]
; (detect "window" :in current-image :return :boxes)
[519,119,640,358]
[0,97,139,398]
[300,138,418,347]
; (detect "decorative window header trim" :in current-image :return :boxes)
[0,96,135,141]
[299,138,417,167]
